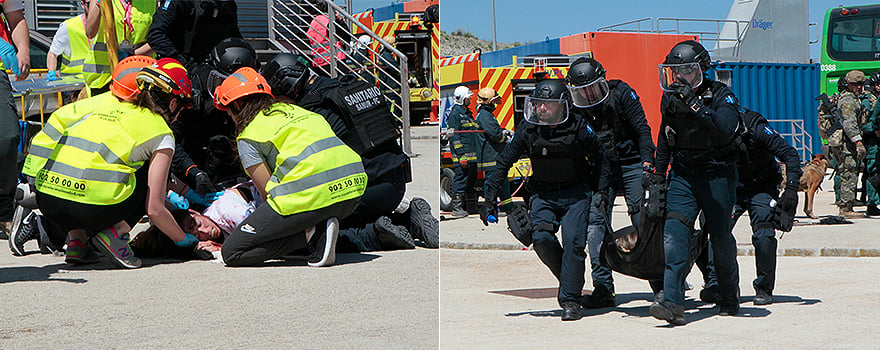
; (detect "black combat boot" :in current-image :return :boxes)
[451,193,468,218]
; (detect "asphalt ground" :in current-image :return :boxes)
[0,125,440,349]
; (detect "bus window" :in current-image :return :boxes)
[828,17,878,60]
[831,18,874,53]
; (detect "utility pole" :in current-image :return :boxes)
[491,0,497,51]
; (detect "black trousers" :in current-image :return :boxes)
[0,73,19,221]
[221,197,360,267]
[336,164,407,252]
[37,166,148,234]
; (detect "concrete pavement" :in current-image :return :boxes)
[439,168,880,348]
[0,125,440,349]
[440,171,880,256]
[440,249,880,348]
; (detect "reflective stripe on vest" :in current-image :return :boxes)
[237,103,366,215]
[83,0,155,88]
[61,15,88,75]
[24,92,171,205]
[23,92,119,178]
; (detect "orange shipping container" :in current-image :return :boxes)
[403,0,438,12]
[561,32,698,143]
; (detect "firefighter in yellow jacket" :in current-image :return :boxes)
[212,67,367,267]
[23,57,198,269]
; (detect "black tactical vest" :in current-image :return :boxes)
[663,81,738,152]
[737,108,781,190]
[586,93,623,164]
[311,74,401,156]
[523,119,589,190]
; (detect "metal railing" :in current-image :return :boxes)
[267,0,412,154]
[769,119,814,162]
[598,17,750,58]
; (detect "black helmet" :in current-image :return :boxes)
[664,40,710,72]
[525,79,570,125]
[208,38,260,75]
[869,72,880,86]
[566,57,606,86]
[424,4,439,24]
[530,79,568,99]
[261,53,312,101]
[566,57,609,108]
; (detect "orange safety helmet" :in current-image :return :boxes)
[110,55,157,100]
[212,67,273,111]
[136,57,193,99]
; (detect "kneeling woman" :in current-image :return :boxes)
[23,57,200,268]
[212,67,367,267]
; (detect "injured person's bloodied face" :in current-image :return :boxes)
[182,209,223,241]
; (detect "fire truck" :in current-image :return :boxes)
[352,2,439,125]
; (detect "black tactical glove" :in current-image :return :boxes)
[771,189,798,232]
[642,171,663,189]
[777,188,798,212]
[643,173,668,219]
[669,79,701,112]
[480,201,498,226]
[192,170,221,194]
[593,190,608,210]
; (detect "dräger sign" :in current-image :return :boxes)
[752,19,773,30]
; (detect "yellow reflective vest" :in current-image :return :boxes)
[237,103,367,215]
[23,92,172,205]
[60,15,88,75]
[83,0,155,89]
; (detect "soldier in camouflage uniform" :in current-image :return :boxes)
[819,79,847,205]
[834,70,869,218]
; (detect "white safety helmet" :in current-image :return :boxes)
[357,35,372,50]
[453,86,473,105]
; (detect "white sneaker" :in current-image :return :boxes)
[308,217,339,267]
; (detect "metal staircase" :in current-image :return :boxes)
[267,0,412,154]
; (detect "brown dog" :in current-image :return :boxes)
[797,154,828,219]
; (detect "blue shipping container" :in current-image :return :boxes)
[714,62,822,159]
[480,39,561,68]
[372,3,405,22]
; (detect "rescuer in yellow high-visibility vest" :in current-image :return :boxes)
[81,0,156,95]
[46,13,89,80]
[23,57,198,269]
[212,67,367,267]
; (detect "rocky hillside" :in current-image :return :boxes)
[441,29,519,57]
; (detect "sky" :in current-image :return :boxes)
[349,0,852,61]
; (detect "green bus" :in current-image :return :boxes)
[821,4,880,94]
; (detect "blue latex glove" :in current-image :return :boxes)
[46,70,59,82]
[0,39,20,76]
[173,233,199,248]
[184,189,223,206]
[167,191,190,210]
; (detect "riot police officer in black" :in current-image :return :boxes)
[481,79,611,321]
[260,53,438,251]
[650,40,742,325]
[697,108,802,307]
[169,38,257,194]
[148,0,242,66]
[566,57,656,309]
